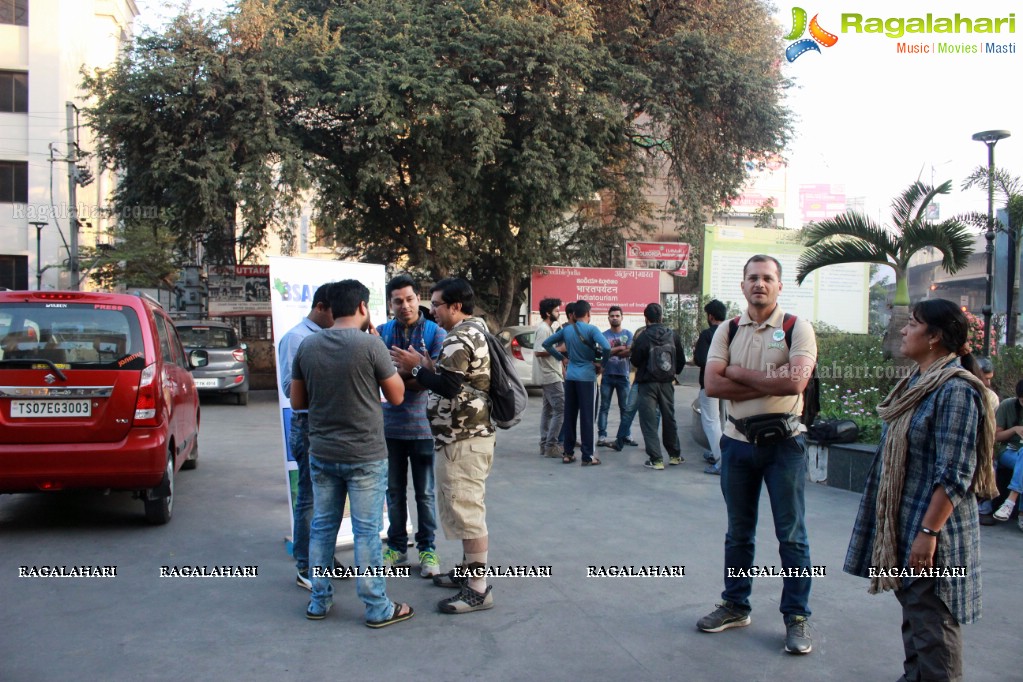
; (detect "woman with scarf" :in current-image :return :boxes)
[844,299,997,682]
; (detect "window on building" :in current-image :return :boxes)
[0,161,28,203]
[0,71,28,113]
[0,255,29,290]
[0,0,28,26]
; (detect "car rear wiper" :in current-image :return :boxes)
[0,358,69,381]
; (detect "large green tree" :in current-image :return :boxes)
[796,181,975,359]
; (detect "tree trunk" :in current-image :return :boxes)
[883,304,911,363]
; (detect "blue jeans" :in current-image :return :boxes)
[288,413,313,573]
[598,373,631,440]
[720,434,812,619]
[385,438,437,553]
[614,381,640,445]
[564,379,596,461]
[309,455,392,623]
[637,382,680,462]
[999,447,1023,494]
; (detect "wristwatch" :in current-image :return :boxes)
[411,365,422,378]
[919,526,940,537]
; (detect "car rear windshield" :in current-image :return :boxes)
[0,303,146,370]
[177,325,238,349]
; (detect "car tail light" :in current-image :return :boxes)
[134,363,159,426]
[510,338,524,361]
[232,349,246,363]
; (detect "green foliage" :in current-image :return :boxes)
[815,326,904,443]
[663,294,741,350]
[79,222,181,290]
[992,345,1023,400]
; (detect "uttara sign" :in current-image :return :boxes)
[625,241,690,277]
[530,267,661,316]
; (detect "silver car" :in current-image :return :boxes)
[174,320,250,405]
[497,325,538,388]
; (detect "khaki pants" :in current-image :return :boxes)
[435,435,495,540]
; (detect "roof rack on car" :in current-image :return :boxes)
[134,291,165,309]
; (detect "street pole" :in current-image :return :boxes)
[30,221,47,289]
[66,102,80,291]
[972,130,1011,356]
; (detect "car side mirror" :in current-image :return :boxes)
[189,349,209,369]
[241,342,248,351]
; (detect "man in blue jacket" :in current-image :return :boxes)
[542,300,611,466]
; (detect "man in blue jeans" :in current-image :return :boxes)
[597,306,634,449]
[290,280,414,628]
[698,255,818,655]
[277,282,334,590]
[542,300,610,466]
[377,274,446,577]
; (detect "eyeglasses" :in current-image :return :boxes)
[430,301,449,309]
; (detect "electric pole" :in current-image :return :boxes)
[66,102,80,290]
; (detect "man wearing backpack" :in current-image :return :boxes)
[390,278,496,614]
[377,274,446,578]
[697,254,817,656]
[628,302,686,469]
[541,300,611,466]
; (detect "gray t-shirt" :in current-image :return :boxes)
[292,328,395,463]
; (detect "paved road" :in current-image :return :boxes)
[1,386,1018,681]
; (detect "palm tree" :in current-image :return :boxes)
[796,180,975,359]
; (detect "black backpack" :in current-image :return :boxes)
[646,328,678,383]
[465,321,528,429]
[727,314,820,426]
[807,419,859,444]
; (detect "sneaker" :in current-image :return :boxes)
[703,451,716,463]
[382,547,409,567]
[784,616,813,654]
[993,500,1016,521]
[697,602,751,633]
[438,584,494,614]
[644,460,664,470]
[305,600,332,620]
[668,456,683,465]
[624,438,640,447]
[419,549,441,578]
[596,438,611,447]
[296,569,312,590]
[704,464,721,475]
[432,567,468,588]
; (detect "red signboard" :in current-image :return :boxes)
[625,241,690,276]
[530,267,661,315]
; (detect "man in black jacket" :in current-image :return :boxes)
[694,299,727,474]
[630,303,686,470]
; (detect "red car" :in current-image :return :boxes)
[0,291,205,524]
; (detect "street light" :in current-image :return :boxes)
[972,129,1011,356]
[29,221,47,290]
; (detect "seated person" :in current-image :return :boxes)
[992,379,1023,529]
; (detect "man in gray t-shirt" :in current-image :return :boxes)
[290,279,414,628]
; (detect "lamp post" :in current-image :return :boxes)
[29,221,47,290]
[972,129,1011,356]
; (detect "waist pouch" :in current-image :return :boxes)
[730,413,797,447]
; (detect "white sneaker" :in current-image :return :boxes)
[419,549,441,578]
[993,500,1015,521]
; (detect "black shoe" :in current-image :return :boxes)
[784,616,813,654]
[979,513,996,526]
[624,438,639,447]
[697,602,751,632]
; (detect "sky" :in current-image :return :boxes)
[134,0,1022,228]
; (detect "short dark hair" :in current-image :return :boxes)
[312,282,332,309]
[608,305,622,315]
[976,357,993,374]
[704,299,727,321]
[539,297,561,319]
[328,279,370,318]
[644,302,663,323]
[564,301,576,318]
[743,254,782,279]
[386,274,417,300]
[574,300,592,318]
[430,277,475,315]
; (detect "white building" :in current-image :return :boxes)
[0,0,138,290]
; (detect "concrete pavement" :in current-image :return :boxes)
[1,380,1019,681]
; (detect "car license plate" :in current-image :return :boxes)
[11,399,92,418]
[193,378,219,388]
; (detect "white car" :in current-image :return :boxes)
[497,326,538,388]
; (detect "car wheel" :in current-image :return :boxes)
[144,450,174,525]
[181,434,199,470]
[236,391,249,406]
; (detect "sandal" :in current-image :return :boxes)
[562,455,576,464]
[366,601,415,629]
[581,458,601,466]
